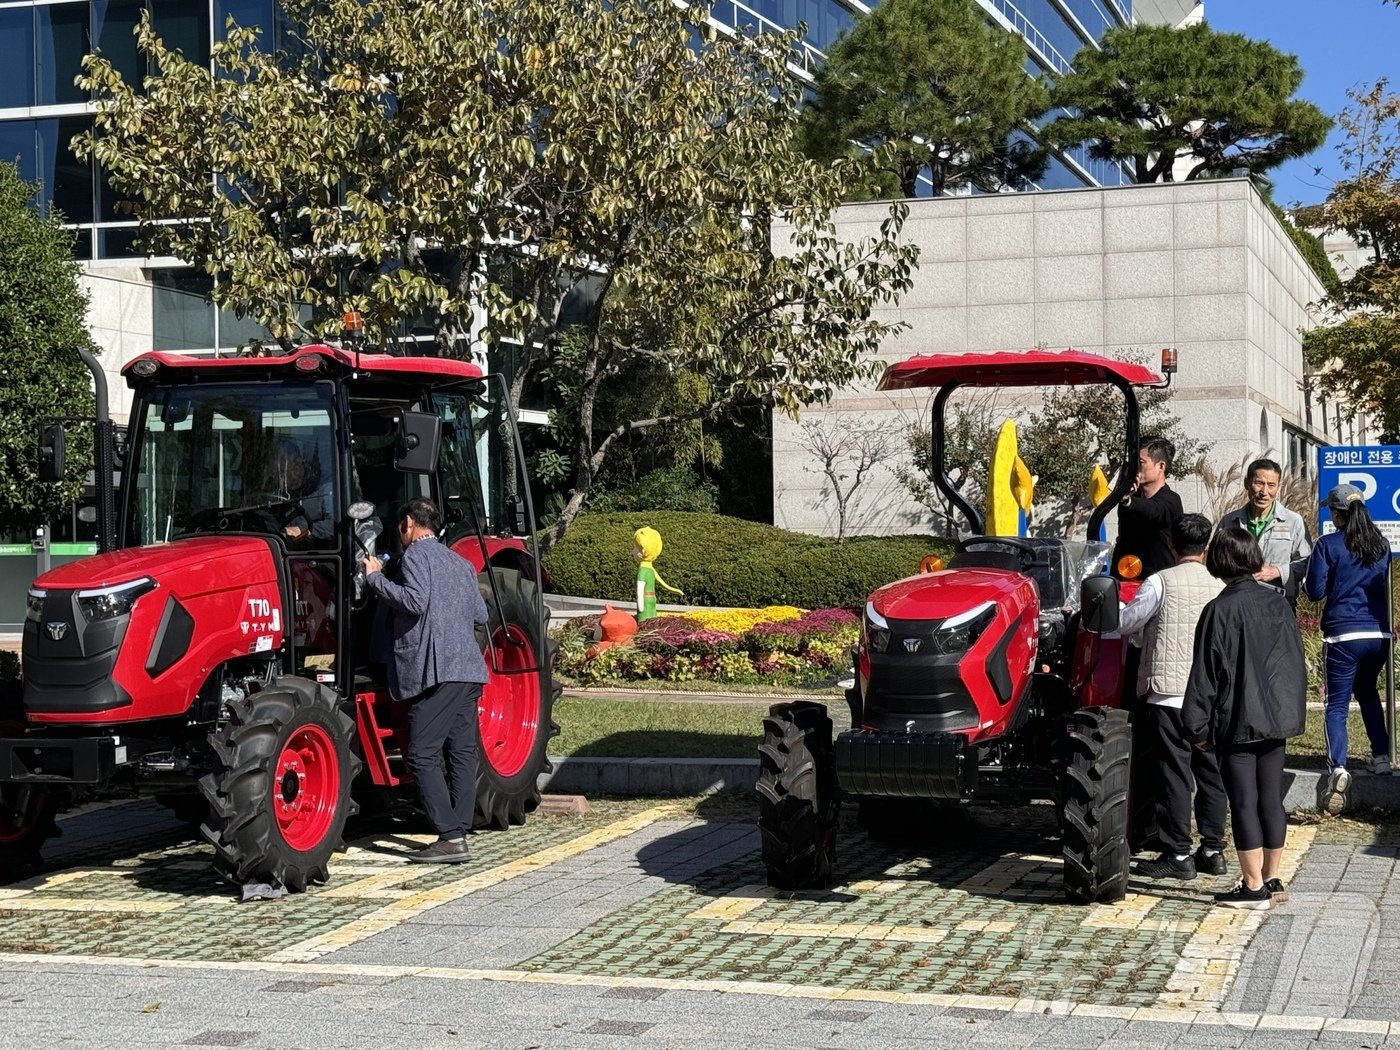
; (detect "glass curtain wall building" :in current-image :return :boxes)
[710,0,1136,190]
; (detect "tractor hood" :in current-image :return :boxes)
[869,568,1028,622]
[33,537,277,597]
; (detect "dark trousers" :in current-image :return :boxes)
[1123,648,1159,849]
[406,681,481,840]
[1152,704,1227,856]
[1221,739,1288,852]
[1324,637,1391,768]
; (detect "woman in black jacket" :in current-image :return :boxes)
[1183,527,1307,909]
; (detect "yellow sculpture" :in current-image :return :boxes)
[986,420,1034,537]
[1089,465,1112,542]
[633,526,683,621]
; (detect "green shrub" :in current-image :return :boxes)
[588,467,719,514]
[543,511,950,609]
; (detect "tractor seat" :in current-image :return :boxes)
[947,550,1023,573]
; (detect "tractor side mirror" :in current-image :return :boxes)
[394,411,442,473]
[1080,576,1120,635]
[504,493,529,536]
[38,423,66,483]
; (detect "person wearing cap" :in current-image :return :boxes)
[1217,458,1311,607]
[1304,483,1395,813]
[1119,513,1229,882]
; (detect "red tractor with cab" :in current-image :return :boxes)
[758,349,1173,903]
[0,341,559,890]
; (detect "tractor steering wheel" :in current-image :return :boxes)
[189,499,304,536]
[956,535,1037,558]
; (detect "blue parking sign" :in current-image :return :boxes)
[1317,445,1400,553]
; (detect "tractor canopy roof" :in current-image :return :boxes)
[121,344,484,386]
[877,349,1161,391]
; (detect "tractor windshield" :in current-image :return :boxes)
[125,380,339,547]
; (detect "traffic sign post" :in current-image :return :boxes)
[1318,445,1400,766]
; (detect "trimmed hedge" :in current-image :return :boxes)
[542,511,952,610]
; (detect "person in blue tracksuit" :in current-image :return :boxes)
[1304,483,1394,815]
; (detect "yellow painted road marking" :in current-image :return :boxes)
[0,951,1390,1036]
[1154,824,1316,1009]
[265,804,679,963]
[688,884,775,919]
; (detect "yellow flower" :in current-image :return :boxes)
[683,605,804,633]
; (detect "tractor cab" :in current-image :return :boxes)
[757,348,1174,905]
[2,343,558,889]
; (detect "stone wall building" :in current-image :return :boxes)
[772,178,1361,538]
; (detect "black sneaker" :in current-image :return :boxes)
[1264,878,1288,903]
[1194,846,1228,876]
[1214,880,1271,910]
[407,838,470,864]
[1135,853,1197,880]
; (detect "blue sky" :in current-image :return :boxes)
[1201,0,1396,206]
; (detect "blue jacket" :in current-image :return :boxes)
[1303,532,1392,637]
[367,536,490,699]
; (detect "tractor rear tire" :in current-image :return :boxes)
[757,701,837,889]
[1060,706,1132,904]
[200,677,360,892]
[0,699,60,882]
[473,569,560,831]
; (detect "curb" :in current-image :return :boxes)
[539,756,1400,812]
[539,756,759,796]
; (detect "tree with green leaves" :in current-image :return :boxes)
[1044,22,1331,184]
[1303,80,1400,432]
[0,162,96,534]
[799,0,1049,198]
[77,0,917,546]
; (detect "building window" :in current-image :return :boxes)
[36,1,91,107]
[153,270,217,352]
[0,8,37,109]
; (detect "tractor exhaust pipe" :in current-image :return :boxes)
[76,347,116,553]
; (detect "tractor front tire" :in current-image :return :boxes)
[0,702,60,882]
[200,677,360,892]
[757,701,837,889]
[1060,707,1132,904]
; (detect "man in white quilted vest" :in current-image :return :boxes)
[1119,513,1230,881]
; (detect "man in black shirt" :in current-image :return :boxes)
[1112,437,1184,580]
[1111,436,1184,854]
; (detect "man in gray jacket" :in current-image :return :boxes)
[1217,458,1311,607]
[364,497,490,863]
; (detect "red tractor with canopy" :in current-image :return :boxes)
[0,342,558,889]
[757,348,1173,903]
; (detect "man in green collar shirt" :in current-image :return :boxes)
[1216,458,1312,606]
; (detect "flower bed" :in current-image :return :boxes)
[554,605,859,688]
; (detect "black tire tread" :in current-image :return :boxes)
[1060,707,1132,904]
[473,575,558,830]
[756,701,837,889]
[200,677,360,891]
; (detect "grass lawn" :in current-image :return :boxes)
[552,696,776,757]
[551,696,1392,765]
[1291,707,1389,768]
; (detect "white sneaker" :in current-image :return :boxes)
[1369,756,1392,776]
[1325,767,1352,815]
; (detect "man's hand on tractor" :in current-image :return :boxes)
[284,524,308,540]
[363,556,383,576]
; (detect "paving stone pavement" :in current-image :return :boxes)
[3,799,1400,1048]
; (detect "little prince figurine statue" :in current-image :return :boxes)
[633,526,683,621]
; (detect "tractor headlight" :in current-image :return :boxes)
[864,601,891,653]
[77,578,155,623]
[928,602,997,656]
[25,589,45,623]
